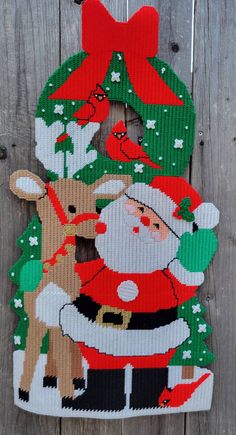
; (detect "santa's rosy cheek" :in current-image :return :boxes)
[125,203,136,214]
[151,231,162,241]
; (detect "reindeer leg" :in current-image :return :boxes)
[19,316,47,401]
[43,335,58,388]
[71,342,85,390]
[50,328,74,403]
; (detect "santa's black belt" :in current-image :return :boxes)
[74,294,177,330]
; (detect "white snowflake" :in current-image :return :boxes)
[198,324,207,333]
[146,120,156,129]
[117,53,122,61]
[161,67,166,74]
[134,163,144,173]
[192,303,201,314]
[29,236,38,247]
[174,138,184,149]
[111,71,120,82]
[14,336,21,345]
[14,299,23,309]
[182,350,192,360]
[54,104,64,115]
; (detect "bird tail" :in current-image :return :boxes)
[193,372,210,390]
[140,157,162,169]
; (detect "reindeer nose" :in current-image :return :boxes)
[140,215,150,226]
[68,205,76,213]
[95,222,107,234]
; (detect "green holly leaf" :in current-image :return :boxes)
[177,197,195,222]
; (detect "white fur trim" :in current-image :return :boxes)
[94,179,126,195]
[169,259,204,286]
[36,283,71,327]
[126,183,192,237]
[194,203,219,229]
[60,304,190,356]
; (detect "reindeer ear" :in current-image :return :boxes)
[92,174,133,199]
[10,170,46,201]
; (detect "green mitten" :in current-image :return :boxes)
[176,229,218,272]
[19,260,43,292]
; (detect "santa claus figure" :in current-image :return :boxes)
[60,176,219,412]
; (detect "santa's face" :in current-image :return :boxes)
[95,195,180,273]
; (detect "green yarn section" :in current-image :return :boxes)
[9,216,49,353]
[177,230,218,273]
[170,297,215,367]
[36,51,195,189]
[19,260,43,292]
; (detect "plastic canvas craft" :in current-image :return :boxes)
[9,0,219,418]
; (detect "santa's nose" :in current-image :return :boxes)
[140,215,150,226]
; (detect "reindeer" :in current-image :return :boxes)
[10,169,132,407]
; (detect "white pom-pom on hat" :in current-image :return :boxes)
[194,203,219,229]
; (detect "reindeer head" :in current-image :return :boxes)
[10,170,133,244]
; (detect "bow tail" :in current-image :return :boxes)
[49,52,112,101]
[125,53,184,106]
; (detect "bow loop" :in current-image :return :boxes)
[50,0,183,106]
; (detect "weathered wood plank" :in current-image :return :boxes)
[0,1,60,434]
[187,0,236,434]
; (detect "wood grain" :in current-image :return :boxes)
[0,1,60,434]
[187,0,236,434]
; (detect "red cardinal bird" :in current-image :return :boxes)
[158,372,210,408]
[106,120,162,169]
[73,84,110,126]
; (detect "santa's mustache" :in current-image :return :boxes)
[122,207,160,244]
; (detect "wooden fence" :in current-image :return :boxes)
[0,0,235,434]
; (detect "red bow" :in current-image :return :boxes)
[50,0,183,106]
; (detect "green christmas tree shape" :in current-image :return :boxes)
[9,216,48,353]
[170,297,214,367]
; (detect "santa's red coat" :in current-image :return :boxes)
[75,259,197,369]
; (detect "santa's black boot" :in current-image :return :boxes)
[130,368,168,410]
[70,369,126,411]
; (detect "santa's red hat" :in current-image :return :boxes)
[126,176,219,238]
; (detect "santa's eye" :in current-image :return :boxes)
[153,223,160,229]
[138,206,144,213]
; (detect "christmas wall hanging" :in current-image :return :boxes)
[9,0,219,418]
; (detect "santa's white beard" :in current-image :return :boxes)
[95,196,180,273]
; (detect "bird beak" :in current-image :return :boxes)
[116,133,123,140]
[97,94,105,101]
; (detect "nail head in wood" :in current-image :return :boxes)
[0,146,7,160]
[170,42,180,53]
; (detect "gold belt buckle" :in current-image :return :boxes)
[96,305,132,330]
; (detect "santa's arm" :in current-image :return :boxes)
[74,258,105,286]
[167,259,202,304]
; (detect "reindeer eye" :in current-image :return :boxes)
[96,206,102,214]
[68,205,76,213]
[153,223,160,229]
[138,206,144,213]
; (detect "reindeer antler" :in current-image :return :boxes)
[66,121,99,178]
[35,118,65,178]
[35,118,99,179]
